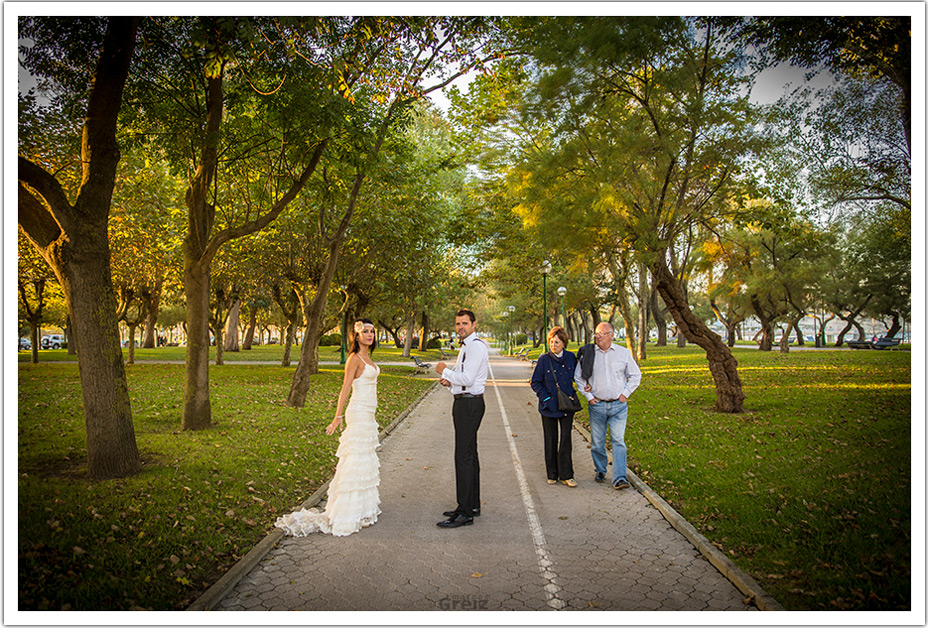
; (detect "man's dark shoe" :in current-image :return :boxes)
[594,471,606,483]
[443,508,480,517]
[437,513,474,528]
[613,479,630,490]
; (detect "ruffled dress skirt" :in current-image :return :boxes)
[275,364,381,537]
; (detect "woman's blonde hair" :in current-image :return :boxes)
[547,326,569,347]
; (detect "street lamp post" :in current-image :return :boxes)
[502,311,510,354]
[508,305,516,355]
[542,260,552,343]
[557,286,567,328]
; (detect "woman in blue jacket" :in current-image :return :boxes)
[530,326,579,487]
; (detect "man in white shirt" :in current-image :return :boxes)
[434,309,489,528]
[574,322,642,490]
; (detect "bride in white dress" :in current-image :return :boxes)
[275,319,381,537]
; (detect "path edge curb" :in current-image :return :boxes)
[573,422,785,611]
[187,379,441,611]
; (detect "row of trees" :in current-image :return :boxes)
[18,15,910,478]
[444,16,910,413]
[18,16,500,477]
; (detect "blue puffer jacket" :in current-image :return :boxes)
[530,351,579,418]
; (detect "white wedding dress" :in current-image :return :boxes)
[275,363,381,537]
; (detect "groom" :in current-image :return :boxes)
[434,309,489,529]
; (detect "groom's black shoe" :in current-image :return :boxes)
[442,508,480,518]
[437,512,474,528]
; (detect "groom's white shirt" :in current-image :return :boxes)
[442,334,489,395]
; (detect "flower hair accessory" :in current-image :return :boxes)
[354,321,365,333]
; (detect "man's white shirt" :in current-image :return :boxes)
[574,342,642,401]
[442,334,489,395]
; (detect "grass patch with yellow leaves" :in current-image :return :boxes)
[18,362,433,610]
[571,345,911,611]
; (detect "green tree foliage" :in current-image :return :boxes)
[701,199,836,352]
[715,16,911,150]
[462,17,758,411]
[109,146,186,350]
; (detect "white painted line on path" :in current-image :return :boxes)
[488,361,565,610]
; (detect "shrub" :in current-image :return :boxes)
[319,333,342,347]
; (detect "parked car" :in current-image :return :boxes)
[40,334,65,349]
[19,337,31,351]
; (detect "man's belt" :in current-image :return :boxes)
[454,393,483,399]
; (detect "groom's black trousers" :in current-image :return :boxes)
[452,395,485,516]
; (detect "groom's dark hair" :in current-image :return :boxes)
[456,309,476,322]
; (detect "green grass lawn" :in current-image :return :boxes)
[17,362,434,610]
[18,344,911,611]
[565,345,911,611]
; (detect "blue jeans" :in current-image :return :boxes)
[588,400,628,483]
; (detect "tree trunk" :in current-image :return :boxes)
[378,320,402,348]
[141,281,162,348]
[676,281,689,348]
[884,312,901,339]
[223,298,241,352]
[242,303,257,350]
[402,309,416,358]
[30,324,40,364]
[127,323,138,364]
[613,294,636,354]
[780,317,801,354]
[66,316,76,355]
[19,279,46,364]
[17,17,140,478]
[652,255,744,413]
[835,296,872,346]
[282,322,296,366]
[182,261,212,430]
[637,263,648,361]
[751,296,775,351]
[273,285,302,366]
[286,295,325,406]
[62,236,140,476]
[418,310,430,351]
[650,287,667,347]
[180,65,224,431]
[214,326,225,365]
[710,301,743,348]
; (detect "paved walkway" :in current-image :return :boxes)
[211,355,757,612]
